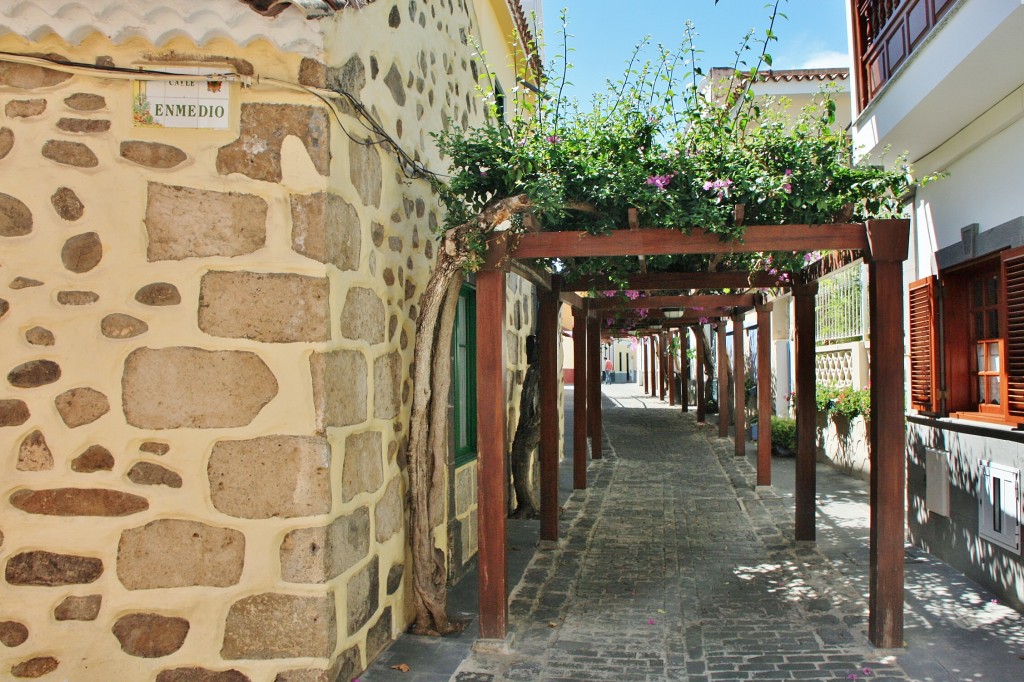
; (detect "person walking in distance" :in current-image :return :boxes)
[604,358,613,384]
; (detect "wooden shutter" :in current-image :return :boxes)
[908,275,938,413]
[1000,246,1024,420]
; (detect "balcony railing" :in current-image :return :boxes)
[852,0,957,110]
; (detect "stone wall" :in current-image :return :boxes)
[0,1,525,679]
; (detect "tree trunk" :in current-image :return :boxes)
[509,339,541,518]
[406,194,532,636]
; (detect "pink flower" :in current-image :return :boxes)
[647,618,656,625]
[784,168,793,177]
[698,316,709,325]
[782,183,792,194]
[862,668,874,676]
[625,290,643,300]
[847,675,858,681]
[646,174,673,191]
[545,134,561,144]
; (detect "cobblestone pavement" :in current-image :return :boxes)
[365,385,1024,682]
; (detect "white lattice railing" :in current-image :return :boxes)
[815,341,869,389]
[815,262,867,344]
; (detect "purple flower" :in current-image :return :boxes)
[862,668,874,676]
[784,168,793,177]
[545,134,561,144]
[646,174,673,191]
[698,316,709,325]
[625,290,643,300]
[782,182,792,194]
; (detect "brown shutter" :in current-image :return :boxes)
[908,275,938,413]
[1000,246,1024,420]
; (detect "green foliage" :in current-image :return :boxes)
[433,3,929,280]
[816,384,871,419]
[770,416,797,451]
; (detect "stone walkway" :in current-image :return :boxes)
[363,385,1024,681]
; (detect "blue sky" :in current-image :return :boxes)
[545,0,850,104]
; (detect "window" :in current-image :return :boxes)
[979,462,1020,553]
[453,284,477,467]
[909,245,1024,426]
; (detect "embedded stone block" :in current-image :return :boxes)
[51,187,84,221]
[0,193,33,237]
[0,61,72,88]
[340,287,385,344]
[64,93,106,111]
[127,462,182,488]
[290,192,361,270]
[5,551,102,585]
[0,127,13,160]
[101,313,148,338]
[56,290,98,305]
[24,327,54,345]
[112,613,189,658]
[140,442,170,456]
[279,507,369,583]
[386,563,403,595]
[57,118,111,134]
[349,141,382,208]
[5,99,46,118]
[42,140,98,167]
[375,475,404,542]
[17,430,52,471]
[273,645,358,682]
[221,593,336,660]
[118,519,244,589]
[8,360,60,388]
[199,271,330,343]
[373,352,402,419]
[346,556,379,635]
[0,299,8,318]
[216,103,330,182]
[0,400,29,426]
[61,232,102,272]
[10,488,148,517]
[209,435,331,519]
[122,347,278,429]
[156,668,251,682]
[55,387,110,427]
[135,282,181,306]
[120,141,187,168]
[366,607,393,661]
[10,277,42,289]
[144,183,267,261]
[383,64,406,106]
[71,445,114,472]
[0,621,28,647]
[310,350,368,430]
[54,594,102,621]
[342,431,383,502]
[11,656,58,678]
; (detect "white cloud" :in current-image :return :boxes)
[796,49,851,69]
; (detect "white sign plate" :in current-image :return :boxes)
[133,66,231,129]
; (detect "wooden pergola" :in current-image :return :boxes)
[473,219,909,649]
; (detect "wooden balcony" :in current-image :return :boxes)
[852,0,958,110]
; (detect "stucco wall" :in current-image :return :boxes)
[0,0,516,679]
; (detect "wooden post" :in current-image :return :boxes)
[659,330,668,401]
[587,312,602,460]
[733,310,746,458]
[717,321,730,438]
[639,336,646,391]
[539,278,560,542]
[695,326,706,423]
[793,280,818,541]
[866,219,910,648]
[668,329,677,406]
[647,335,656,397]
[573,304,587,490]
[756,298,773,487]
[475,267,508,640]
[681,329,690,412]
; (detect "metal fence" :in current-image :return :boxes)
[815,261,867,344]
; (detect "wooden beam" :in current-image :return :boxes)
[511,224,869,259]
[510,260,552,292]
[475,267,508,640]
[564,270,791,292]
[629,208,648,273]
[539,277,560,542]
[794,280,818,542]
[866,219,910,648]
[695,328,706,422]
[717,322,730,438]
[756,300,773,486]
[587,312,602,460]
[560,290,585,310]
[590,293,757,310]
[573,306,588,490]
[733,310,746,458]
